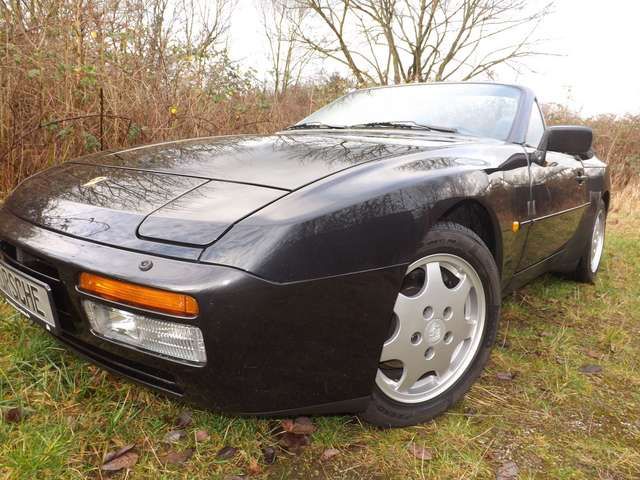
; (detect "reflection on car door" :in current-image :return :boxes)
[517,150,589,270]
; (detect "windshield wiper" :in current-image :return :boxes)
[348,121,458,133]
[285,122,346,130]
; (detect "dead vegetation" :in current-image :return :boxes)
[545,104,640,190]
[2,0,637,199]
[0,0,350,196]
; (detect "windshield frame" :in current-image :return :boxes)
[292,82,533,144]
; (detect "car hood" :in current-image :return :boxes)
[74,132,443,189]
[6,132,466,249]
[6,162,285,248]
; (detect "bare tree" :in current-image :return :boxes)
[259,0,314,96]
[292,0,553,85]
[179,0,232,58]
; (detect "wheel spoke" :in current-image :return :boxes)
[427,340,459,377]
[380,332,407,362]
[446,274,471,317]
[451,274,472,304]
[396,354,427,391]
[424,262,448,297]
[450,318,474,342]
[393,293,424,331]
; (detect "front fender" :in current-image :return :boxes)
[201,151,511,283]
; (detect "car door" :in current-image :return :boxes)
[517,102,589,270]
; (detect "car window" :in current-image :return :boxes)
[526,102,545,147]
[297,83,522,141]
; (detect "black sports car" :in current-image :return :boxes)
[0,82,609,427]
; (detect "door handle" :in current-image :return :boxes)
[576,169,587,184]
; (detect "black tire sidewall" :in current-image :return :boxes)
[361,222,501,428]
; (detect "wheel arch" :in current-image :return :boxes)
[435,199,503,273]
[602,190,610,211]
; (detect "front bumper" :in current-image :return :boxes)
[0,207,404,415]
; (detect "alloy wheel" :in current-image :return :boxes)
[376,254,486,404]
[590,209,606,273]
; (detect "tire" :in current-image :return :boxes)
[574,198,607,283]
[361,222,501,428]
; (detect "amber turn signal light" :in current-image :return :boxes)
[78,272,199,317]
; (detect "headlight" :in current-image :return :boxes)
[82,300,206,364]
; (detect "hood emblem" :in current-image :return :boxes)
[82,176,108,188]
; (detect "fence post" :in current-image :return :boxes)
[99,88,105,150]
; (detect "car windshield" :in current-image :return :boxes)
[296,83,521,141]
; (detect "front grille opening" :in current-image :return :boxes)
[58,333,183,396]
[1,241,60,281]
[16,248,60,280]
[0,241,17,261]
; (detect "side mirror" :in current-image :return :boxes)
[535,126,593,164]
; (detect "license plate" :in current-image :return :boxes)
[0,260,57,329]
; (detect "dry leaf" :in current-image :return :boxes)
[345,443,366,452]
[103,444,135,463]
[407,442,433,460]
[164,448,194,465]
[281,417,316,435]
[247,458,262,475]
[261,446,277,465]
[163,429,187,444]
[496,461,519,479]
[4,407,25,423]
[175,410,193,429]
[496,371,516,381]
[216,446,239,460]
[320,448,340,461]
[280,419,295,432]
[194,429,210,442]
[101,445,139,472]
[579,364,603,374]
[585,350,602,360]
[278,432,311,453]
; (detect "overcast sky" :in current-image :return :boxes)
[229,0,640,116]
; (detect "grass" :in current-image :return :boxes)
[1,203,639,480]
